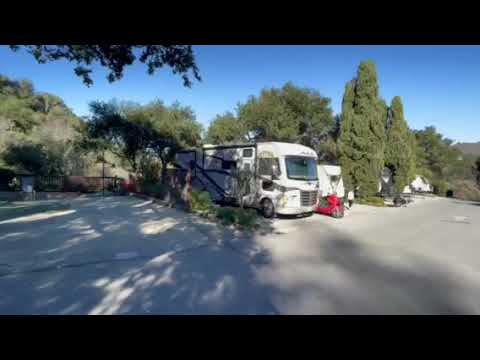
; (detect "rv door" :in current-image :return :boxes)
[238,147,255,172]
[237,147,256,205]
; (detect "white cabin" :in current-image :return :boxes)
[317,165,345,198]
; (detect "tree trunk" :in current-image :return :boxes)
[160,157,167,184]
[129,157,137,174]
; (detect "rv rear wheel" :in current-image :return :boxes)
[261,198,275,218]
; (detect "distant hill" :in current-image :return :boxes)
[455,142,480,157]
[0,73,131,178]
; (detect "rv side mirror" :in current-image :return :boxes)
[272,165,280,179]
[262,177,274,191]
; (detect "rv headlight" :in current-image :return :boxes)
[279,194,289,207]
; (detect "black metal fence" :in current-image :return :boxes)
[0,173,123,193]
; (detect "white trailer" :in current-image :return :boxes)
[317,165,345,198]
[175,142,319,218]
[411,175,432,193]
[379,169,432,195]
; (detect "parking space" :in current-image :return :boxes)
[1,194,480,314]
[253,196,480,314]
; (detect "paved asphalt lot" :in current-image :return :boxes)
[0,194,479,314]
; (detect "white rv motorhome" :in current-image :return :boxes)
[317,165,345,198]
[175,142,319,218]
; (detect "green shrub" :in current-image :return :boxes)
[431,179,449,196]
[138,156,162,186]
[191,190,215,214]
[188,191,259,230]
[357,196,385,207]
[236,208,258,228]
[142,183,167,199]
[215,206,259,229]
[216,207,237,225]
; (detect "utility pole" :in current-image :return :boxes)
[102,149,105,197]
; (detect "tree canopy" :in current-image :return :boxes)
[130,100,203,182]
[237,82,335,144]
[85,101,151,172]
[206,112,244,144]
[414,126,458,179]
[412,126,478,196]
[84,99,203,182]
[206,82,336,162]
[10,45,201,87]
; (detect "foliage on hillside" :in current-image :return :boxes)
[1,73,204,182]
[451,180,480,202]
[414,126,477,195]
[0,74,101,176]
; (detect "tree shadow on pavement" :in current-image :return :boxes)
[452,200,480,207]
[0,244,277,314]
[4,194,476,314]
[255,226,480,314]
[0,195,277,314]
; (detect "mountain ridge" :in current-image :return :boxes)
[455,142,480,157]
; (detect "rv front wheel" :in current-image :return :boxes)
[261,198,275,218]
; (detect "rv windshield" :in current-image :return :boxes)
[285,156,318,181]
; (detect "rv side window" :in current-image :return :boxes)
[222,160,236,170]
[330,175,340,183]
[242,149,253,158]
[258,158,280,176]
[262,180,274,191]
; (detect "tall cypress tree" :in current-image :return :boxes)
[385,96,415,193]
[407,129,418,185]
[338,60,386,197]
[337,80,356,192]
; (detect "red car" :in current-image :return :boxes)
[314,194,345,218]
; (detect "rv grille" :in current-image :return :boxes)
[300,190,318,207]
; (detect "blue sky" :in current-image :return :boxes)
[1,45,479,142]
